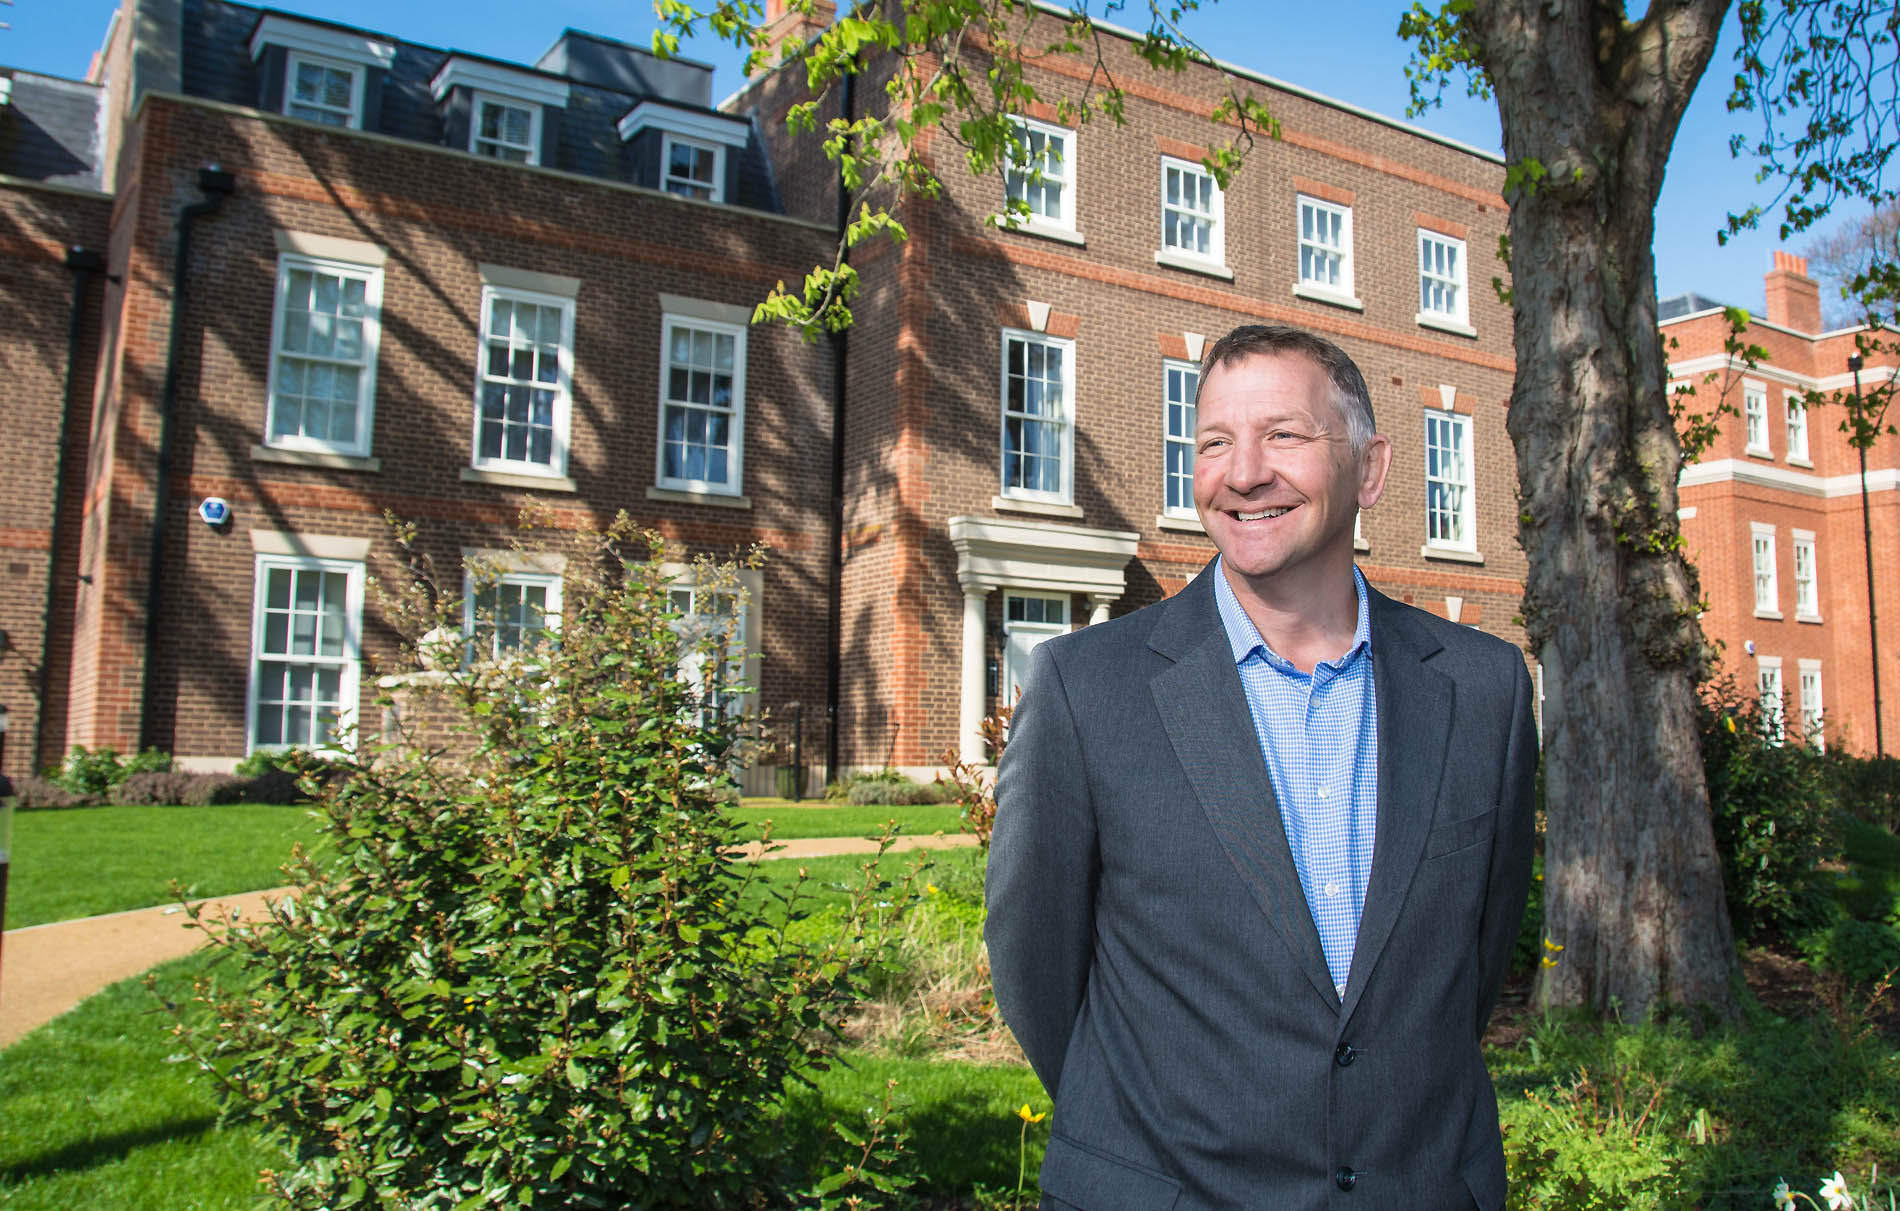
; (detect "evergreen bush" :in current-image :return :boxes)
[1698,677,1840,941]
[167,517,912,1209]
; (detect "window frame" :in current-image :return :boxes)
[1758,656,1785,746]
[284,51,364,129]
[1002,590,1071,705]
[246,553,363,755]
[469,283,575,479]
[665,564,762,727]
[1751,522,1780,617]
[1423,409,1477,553]
[998,327,1076,506]
[470,90,541,164]
[1003,116,1077,234]
[660,133,724,203]
[1792,529,1819,621]
[1416,228,1470,330]
[462,569,562,665]
[654,312,748,497]
[1162,358,1199,519]
[1743,380,1770,456]
[263,251,383,458]
[1799,659,1824,750]
[1296,194,1356,305]
[1785,390,1810,463]
[1158,155,1223,267]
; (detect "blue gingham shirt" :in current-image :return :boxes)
[1213,560,1379,1002]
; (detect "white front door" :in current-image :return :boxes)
[1002,591,1070,705]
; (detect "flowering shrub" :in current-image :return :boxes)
[165,516,909,1209]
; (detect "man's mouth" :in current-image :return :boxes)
[1234,506,1294,521]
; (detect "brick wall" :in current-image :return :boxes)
[0,183,111,780]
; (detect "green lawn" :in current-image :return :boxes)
[733,798,966,840]
[3,805,326,930]
[0,799,970,932]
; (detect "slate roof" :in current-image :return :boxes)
[0,71,104,190]
[1658,292,1733,321]
[178,0,781,213]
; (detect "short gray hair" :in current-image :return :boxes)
[1196,324,1376,454]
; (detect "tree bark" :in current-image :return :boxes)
[1467,0,1741,1020]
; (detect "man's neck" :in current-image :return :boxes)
[1222,558,1361,675]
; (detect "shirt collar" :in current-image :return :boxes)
[1212,557,1373,672]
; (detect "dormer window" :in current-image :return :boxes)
[287,54,360,126]
[249,14,396,132]
[618,101,750,205]
[430,56,570,169]
[662,136,720,201]
[473,93,538,162]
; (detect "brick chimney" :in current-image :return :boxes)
[1764,250,1822,333]
[751,0,837,78]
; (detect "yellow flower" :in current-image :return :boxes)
[1016,1104,1047,1124]
[926,883,940,895]
[1725,715,1737,734]
[1541,956,1559,969]
[1542,938,1564,953]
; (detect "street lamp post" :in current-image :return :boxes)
[1852,352,1884,756]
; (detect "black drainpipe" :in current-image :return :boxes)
[138,165,235,752]
[824,69,856,787]
[36,246,109,770]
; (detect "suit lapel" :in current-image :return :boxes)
[1340,591,1452,1022]
[1149,566,1338,1007]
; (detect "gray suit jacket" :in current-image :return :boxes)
[986,563,1538,1211]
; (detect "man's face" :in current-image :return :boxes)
[1192,352,1390,590]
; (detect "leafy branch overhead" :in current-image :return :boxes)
[654,0,1279,338]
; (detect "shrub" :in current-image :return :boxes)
[1823,751,1900,833]
[168,516,907,1209]
[108,770,245,807]
[1798,913,1900,985]
[846,775,946,806]
[7,775,98,810]
[1698,677,1840,941]
[935,706,1011,848]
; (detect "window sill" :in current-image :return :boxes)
[993,494,1083,519]
[1156,513,1205,534]
[462,466,577,492]
[1745,447,1774,460]
[647,485,752,510]
[1421,544,1484,565]
[1788,456,1814,469]
[1293,283,1364,311]
[1797,613,1823,624]
[996,217,1085,246]
[1416,313,1477,338]
[1153,250,1234,280]
[1754,608,1784,621]
[251,444,381,472]
[1354,536,1370,553]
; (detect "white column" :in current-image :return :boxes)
[960,585,989,762]
[1088,595,1113,626]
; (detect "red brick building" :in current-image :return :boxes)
[1667,252,1900,755]
[1,0,1530,785]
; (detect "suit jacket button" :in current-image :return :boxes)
[1333,1042,1357,1067]
[1334,1166,1358,1191]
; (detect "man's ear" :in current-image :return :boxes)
[1356,434,1393,510]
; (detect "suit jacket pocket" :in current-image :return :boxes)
[1425,805,1497,860]
[1041,1132,1182,1211]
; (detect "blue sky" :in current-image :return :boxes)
[5,0,1858,315]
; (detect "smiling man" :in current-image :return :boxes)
[987,324,1538,1210]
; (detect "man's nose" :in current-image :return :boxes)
[1226,433,1275,492]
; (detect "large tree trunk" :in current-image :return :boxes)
[1468,0,1741,1020]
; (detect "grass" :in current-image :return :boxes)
[733,798,966,840]
[3,805,326,929]
[1,799,969,931]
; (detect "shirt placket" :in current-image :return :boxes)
[1307,665,1355,998]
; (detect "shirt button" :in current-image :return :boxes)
[1334,1166,1358,1191]
[1315,786,1329,799]
[1324,881,1340,898]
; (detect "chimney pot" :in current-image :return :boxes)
[1764,250,1821,333]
